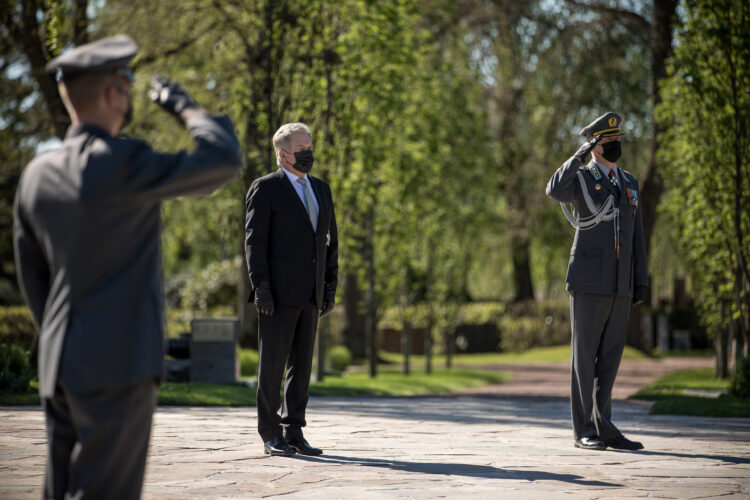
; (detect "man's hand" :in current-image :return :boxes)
[319,286,336,318]
[632,285,648,306]
[574,135,602,163]
[149,75,198,120]
[254,282,275,316]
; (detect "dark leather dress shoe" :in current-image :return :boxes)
[285,435,323,456]
[603,435,644,450]
[575,436,606,450]
[264,437,294,457]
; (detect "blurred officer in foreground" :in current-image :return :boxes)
[245,123,338,457]
[13,34,242,499]
[546,112,648,452]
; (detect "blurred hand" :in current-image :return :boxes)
[254,283,275,316]
[319,286,336,318]
[149,75,198,119]
[574,135,602,163]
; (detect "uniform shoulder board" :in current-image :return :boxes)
[588,164,602,180]
[621,169,637,184]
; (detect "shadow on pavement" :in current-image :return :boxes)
[608,448,750,465]
[293,454,622,488]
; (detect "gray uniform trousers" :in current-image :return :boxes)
[44,379,156,500]
[570,292,630,440]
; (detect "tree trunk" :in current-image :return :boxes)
[4,0,72,139]
[639,0,679,254]
[402,321,411,376]
[425,313,433,374]
[342,273,366,358]
[365,206,378,378]
[716,330,729,379]
[511,234,534,302]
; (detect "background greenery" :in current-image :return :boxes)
[0,0,748,385]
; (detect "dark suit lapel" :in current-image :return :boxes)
[310,176,328,211]
[275,168,315,231]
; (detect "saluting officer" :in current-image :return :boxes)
[546,112,648,451]
[13,35,242,498]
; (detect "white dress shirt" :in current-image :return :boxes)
[283,167,320,214]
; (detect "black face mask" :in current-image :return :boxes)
[291,149,314,173]
[601,141,621,162]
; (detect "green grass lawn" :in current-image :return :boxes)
[631,368,750,418]
[158,382,256,406]
[309,369,508,397]
[379,344,651,367]
[0,368,507,406]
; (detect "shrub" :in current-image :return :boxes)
[731,357,750,398]
[179,257,240,313]
[499,299,570,352]
[0,306,36,348]
[239,348,259,377]
[0,343,32,393]
[328,345,352,372]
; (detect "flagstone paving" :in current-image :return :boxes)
[1,356,748,499]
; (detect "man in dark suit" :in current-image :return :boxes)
[13,35,242,498]
[546,112,648,451]
[245,122,338,457]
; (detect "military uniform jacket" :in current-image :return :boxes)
[245,168,338,308]
[546,156,648,297]
[14,114,242,398]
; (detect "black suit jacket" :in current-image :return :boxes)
[14,115,242,398]
[245,168,338,308]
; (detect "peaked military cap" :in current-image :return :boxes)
[45,34,137,81]
[579,112,624,139]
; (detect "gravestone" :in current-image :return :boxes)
[190,318,239,383]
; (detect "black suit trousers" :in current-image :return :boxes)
[43,378,156,500]
[257,301,319,442]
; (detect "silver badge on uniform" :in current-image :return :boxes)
[326,231,331,247]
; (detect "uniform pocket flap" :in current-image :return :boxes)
[572,246,603,258]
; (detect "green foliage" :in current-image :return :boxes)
[0,306,36,347]
[328,344,352,372]
[239,348,259,378]
[0,343,32,394]
[731,357,750,398]
[657,0,750,341]
[178,257,241,313]
[633,368,749,417]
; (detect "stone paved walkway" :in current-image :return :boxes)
[2,357,749,499]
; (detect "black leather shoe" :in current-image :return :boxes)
[284,433,323,456]
[575,436,606,450]
[603,435,644,450]
[264,437,294,457]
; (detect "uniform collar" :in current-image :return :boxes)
[65,123,112,140]
[595,161,619,179]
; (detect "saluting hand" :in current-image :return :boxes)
[254,283,275,317]
[574,135,602,163]
[149,75,198,120]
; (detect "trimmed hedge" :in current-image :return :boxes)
[731,357,750,398]
[0,343,32,393]
[379,300,570,353]
[0,306,36,347]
